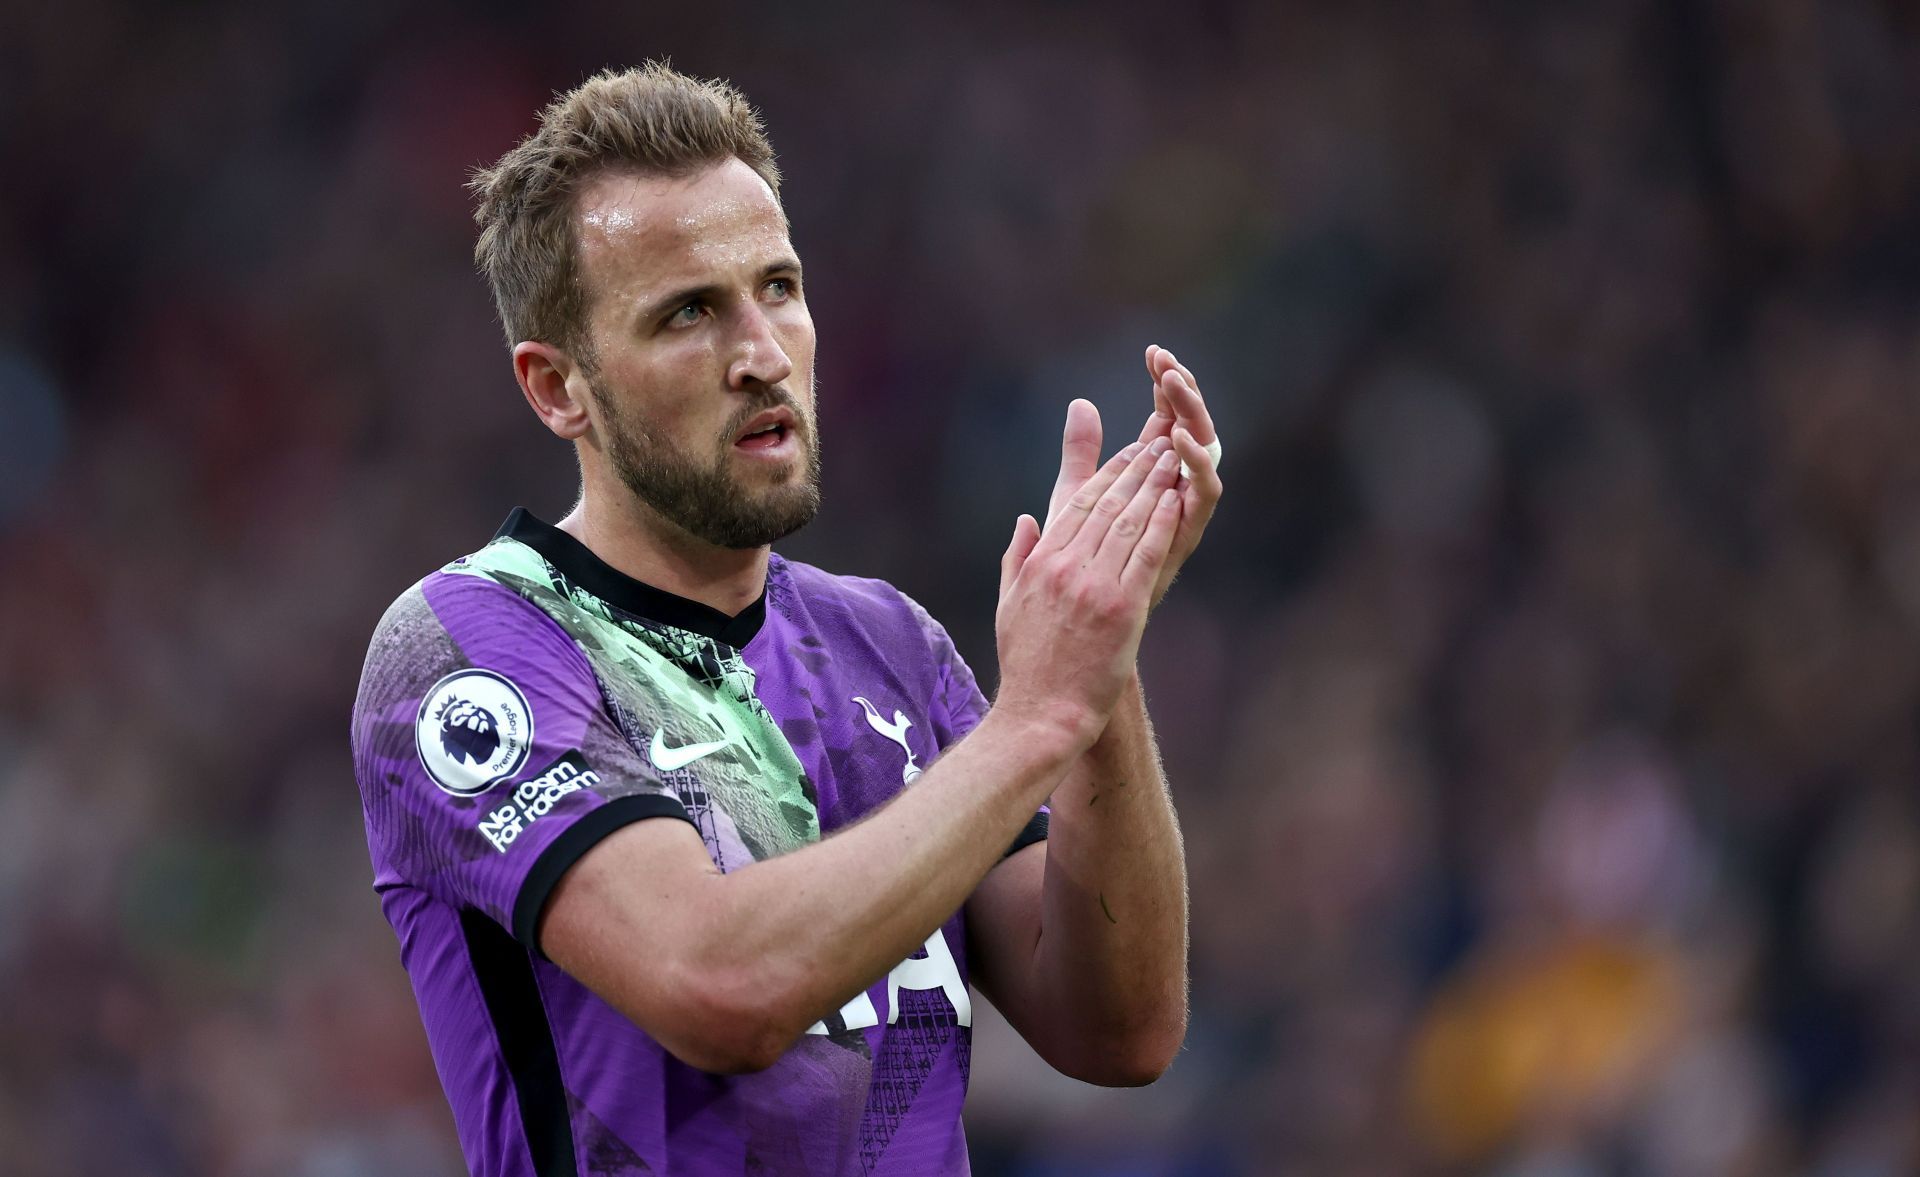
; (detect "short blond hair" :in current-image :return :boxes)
[469,63,781,360]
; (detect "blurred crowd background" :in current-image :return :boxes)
[6,1,1920,1173]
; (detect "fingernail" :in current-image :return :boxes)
[1157,450,1178,470]
[1149,436,1171,456]
[1161,489,1178,507]
[1119,442,1143,460]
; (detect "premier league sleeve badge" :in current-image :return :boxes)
[415,668,534,796]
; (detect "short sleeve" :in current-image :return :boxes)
[351,572,692,948]
[899,591,1047,857]
[898,595,989,751]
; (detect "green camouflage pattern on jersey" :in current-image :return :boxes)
[445,537,820,866]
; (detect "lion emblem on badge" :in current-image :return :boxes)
[438,697,500,766]
[416,668,533,796]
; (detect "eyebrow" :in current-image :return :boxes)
[638,258,804,325]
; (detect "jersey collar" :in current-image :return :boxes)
[495,508,768,648]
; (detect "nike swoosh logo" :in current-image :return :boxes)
[650,731,731,771]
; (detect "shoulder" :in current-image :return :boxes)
[362,564,559,670]
[772,554,909,610]
[353,557,586,744]
[363,532,590,655]
[770,554,950,642]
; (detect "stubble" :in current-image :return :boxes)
[590,376,822,550]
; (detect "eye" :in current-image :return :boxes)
[669,300,704,327]
[765,276,798,301]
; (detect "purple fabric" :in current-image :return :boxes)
[352,545,1022,1176]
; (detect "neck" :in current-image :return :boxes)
[557,487,769,618]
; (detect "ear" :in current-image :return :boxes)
[513,341,594,440]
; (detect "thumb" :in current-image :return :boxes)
[1048,399,1103,526]
[999,513,1041,598]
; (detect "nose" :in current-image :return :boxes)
[726,303,794,391]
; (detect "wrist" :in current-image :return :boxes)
[1090,670,1142,731]
[982,695,1104,761]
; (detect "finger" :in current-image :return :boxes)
[1171,426,1222,499]
[1000,513,1041,598]
[1047,399,1105,526]
[1151,349,1207,422]
[1037,440,1147,554]
[1142,345,1210,449]
[1170,428,1222,557]
[1093,446,1181,574]
[1151,345,1199,391]
[1145,345,1172,419]
[1123,487,1184,597]
[1135,406,1175,449]
[1134,345,1176,448]
[1066,438,1171,561]
[1163,369,1218,447]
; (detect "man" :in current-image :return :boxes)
[351,63,1222,1177]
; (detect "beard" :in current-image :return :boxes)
[590,375,823,550]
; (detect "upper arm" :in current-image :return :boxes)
[352,572,690,945]
[354,573,785,1069]
[537,816,786,1072]
[964,840,1048,1035]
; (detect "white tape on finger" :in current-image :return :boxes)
[1181,438,1223,480]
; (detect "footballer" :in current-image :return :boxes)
[351,63,1222,1176]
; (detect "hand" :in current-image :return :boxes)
[1045,347,1223,607]
[996,438,1184,744]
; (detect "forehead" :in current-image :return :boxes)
[574,159,791,302]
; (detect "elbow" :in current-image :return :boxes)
[571,965,797,1073]
[659,1011,799,1075]
[1054,1015,1188,1088]
[1082,1035,1184,1088]
[717,1008,807,1074]
[674,1003,807,1076]
[669,1029,792,1076]
[644,964,808,1075]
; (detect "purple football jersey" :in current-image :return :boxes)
[350,510,1046,1176]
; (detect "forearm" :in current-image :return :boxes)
[721,709,1076,1019]
[1031,673,1189,1069]
[552,705,1088,1068]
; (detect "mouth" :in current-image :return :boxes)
[733,407,798,454]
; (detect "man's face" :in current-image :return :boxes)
[572,159,819,550]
